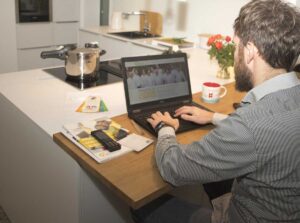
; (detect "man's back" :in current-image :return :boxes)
[134,0,300,222]
[230,85,300,222]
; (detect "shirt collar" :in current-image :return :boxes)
[242,72,300,104]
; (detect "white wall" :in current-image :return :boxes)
[112,0,146,12]
[297,0,300,6]
[80,0,101,27]
[0,1,18,74]
[111,0,250,41]
[110,0,146,30]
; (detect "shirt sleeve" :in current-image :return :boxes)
[155,113,257,186]
[212,113,229,125]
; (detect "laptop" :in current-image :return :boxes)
[121,53,210,135]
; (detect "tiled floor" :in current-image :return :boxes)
[0,206,11,223]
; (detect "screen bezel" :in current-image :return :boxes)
[122,53,193,114]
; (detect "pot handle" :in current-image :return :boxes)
[40,49,65,60]
[85,42,99,48]
[40,44,77,60]
[84,42,106,56]
[99,49,106,56]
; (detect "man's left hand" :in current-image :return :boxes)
[147,111,179,131]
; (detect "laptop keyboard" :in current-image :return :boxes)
[136,105,178,120]
[134,103,204,133]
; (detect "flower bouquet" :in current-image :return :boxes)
[207,34,235,79]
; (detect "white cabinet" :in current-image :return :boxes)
[16,23,55,70]
[0,0,18,73]
[99,35,129,59]
[16,22,77,71]
[79,30,128,60]
[52,0,80,22]
[17,47,64,70]
[128,42,162,56]
[79,30,162,60]
[53,22,79,45]
[16,23,53,49]
[78,30,100,47]
[99,35,162,59]
[16,0,80,71]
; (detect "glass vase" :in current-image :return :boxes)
[216,67,231,79]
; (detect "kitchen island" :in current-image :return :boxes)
[0,48,234,223]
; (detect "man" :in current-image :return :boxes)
[172,65,186,83]
[153,65,164,86]
[132,0,300,222]
[132,68,143,88]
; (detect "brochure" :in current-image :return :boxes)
[76,95,108,113]
[63,117,132,163]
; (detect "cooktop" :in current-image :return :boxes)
[43,59,123,90]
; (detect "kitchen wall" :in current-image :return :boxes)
[0,1,18,74]
[80,0,101,27]
[111,0,250,41]
[111,0,299,42]
[0,0,298,74]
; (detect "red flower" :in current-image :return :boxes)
[215,34,222,39]
[225,36,231,42]
[207,36,215,46]
[215,41,223,50]
[207,33,235,71]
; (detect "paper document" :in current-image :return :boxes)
[63,117,131,163]
[119,133,153,152]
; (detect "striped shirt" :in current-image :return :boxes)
[155,72,300,222]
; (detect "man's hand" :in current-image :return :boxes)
[174,106,214,125]
[147,111,180,131]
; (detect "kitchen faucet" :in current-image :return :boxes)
[122,11,151,33]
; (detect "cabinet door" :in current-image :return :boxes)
[99,35,130,60]
[78,30,100,47]
[17,47,61,71]
[53,22,79,45]
[52,0,80,22]
[0,0,18,73]
[16,23,53,49]
[129,43,162,56]
[99,35,162,59]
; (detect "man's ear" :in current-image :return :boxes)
[245,42,258,64]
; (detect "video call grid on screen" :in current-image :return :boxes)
[124,57,191,105]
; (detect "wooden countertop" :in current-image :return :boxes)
[53,82,245,209]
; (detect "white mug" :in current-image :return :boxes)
[201,82,227,103]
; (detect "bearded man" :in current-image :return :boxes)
[131,0,300,222]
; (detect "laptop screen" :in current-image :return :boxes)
[122,54,191,106]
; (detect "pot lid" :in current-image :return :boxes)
[69,47,99,55]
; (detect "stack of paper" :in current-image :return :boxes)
[63,117,153,163]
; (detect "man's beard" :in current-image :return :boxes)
[234,45,253,92]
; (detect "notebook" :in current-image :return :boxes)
[121,53,210,135]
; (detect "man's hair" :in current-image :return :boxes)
[234,0,300,71]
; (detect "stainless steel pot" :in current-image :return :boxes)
[41,43,106,80]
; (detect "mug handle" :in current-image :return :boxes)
[219,86,227,98]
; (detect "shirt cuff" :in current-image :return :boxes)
[212,113,229,126]
[158,126,176,137]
